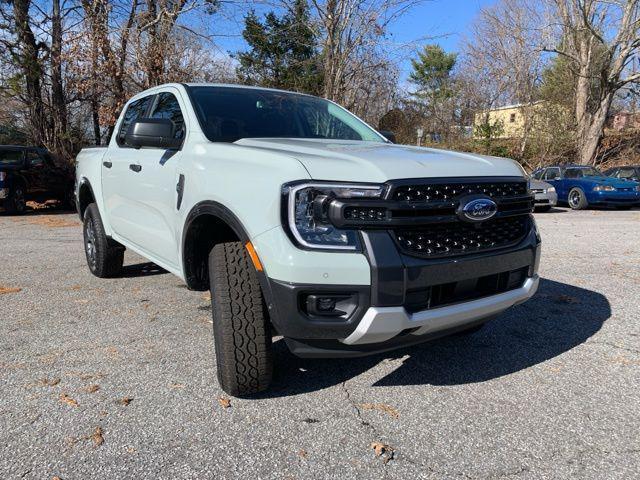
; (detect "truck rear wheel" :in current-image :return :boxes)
[5,184,26,215]
[209,241,273,396]
[83,203,124,278]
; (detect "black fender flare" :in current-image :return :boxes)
[181,201,280,324]
[76,177,97,220]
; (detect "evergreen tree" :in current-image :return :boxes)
[236,0,323,95]
[409,44,457,101]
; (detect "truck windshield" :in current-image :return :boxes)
[188,86,385,143]
[0,150,23,167]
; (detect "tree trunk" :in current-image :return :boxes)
[50,0,71,160]
[579,92,613,165]
[12,0,48,146]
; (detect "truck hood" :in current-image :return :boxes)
[234,138,526,182]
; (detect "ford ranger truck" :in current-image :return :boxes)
[75,84,540,396]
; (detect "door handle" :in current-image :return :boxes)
[103,161,112,168]
[129,164,142,173]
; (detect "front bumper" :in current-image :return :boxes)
[588,190,640,205]
[261,221,541,357]
[533,190,557,207]
[342,276,538,345]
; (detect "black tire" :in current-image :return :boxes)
[568,188,588,210]
[209,241,273,397]
[5,184,27,215]
[83,203,124,278]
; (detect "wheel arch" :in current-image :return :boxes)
[77,178,96,220]
[182,201,251,291]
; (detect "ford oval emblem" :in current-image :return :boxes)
[458,196,497,222]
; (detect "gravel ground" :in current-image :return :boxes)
[1,207,638,480]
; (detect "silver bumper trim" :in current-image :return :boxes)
[341,275,539,345]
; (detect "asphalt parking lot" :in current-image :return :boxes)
[1,208,639,479]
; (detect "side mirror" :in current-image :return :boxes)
[379,130,397,144]
[125,118,182,149]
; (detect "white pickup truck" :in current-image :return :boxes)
[75,83,540,396]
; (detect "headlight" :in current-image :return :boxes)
[546,186,555,193]
[283,182,385,250]
[593,185,615,192]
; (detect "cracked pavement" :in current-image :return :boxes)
[1,208,639,479]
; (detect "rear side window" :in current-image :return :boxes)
[117,96,153,146]
[564,168,582,179]
[618,167,636,179]
[26,150,45,167]
[0,149,23,166]
[149,92,185,140]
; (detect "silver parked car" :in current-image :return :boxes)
[529,178,558,211]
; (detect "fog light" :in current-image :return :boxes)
[317,297,336,312]
[303,293,358,319]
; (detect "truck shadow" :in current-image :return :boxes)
[121,262,167,277]
[262,278,610,397]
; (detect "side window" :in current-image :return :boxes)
[618,168,635,179]
[117,96,153,146]
[149,92,185,140]
[544,168,560,180]
[26,150,45,167]
[532,169,544,180]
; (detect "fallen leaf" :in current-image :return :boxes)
[298,449,308,458]
[41,377,61,387]
[70,285,82,291]
[27,216,78,228]
[370,441,394,464]
[52,476,62,480]
[59,393,78,407]
[359,403,399,418]
[118,396,133,406]
[170,383,185,389]
[218,397,231,409]
[0,286,22,295]
[555,294,579,304]
[91,427,104,446]
[82,384,100,393]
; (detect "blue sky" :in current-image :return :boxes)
[210,0,496,79]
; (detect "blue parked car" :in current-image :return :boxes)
[531,165,640,210]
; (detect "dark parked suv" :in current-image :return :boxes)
[0,146,74,214]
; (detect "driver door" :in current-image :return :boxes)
[102,89,186,269]
[543,167,563,199]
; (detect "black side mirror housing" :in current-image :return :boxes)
[125,118,182,150]
[379,130,397,144]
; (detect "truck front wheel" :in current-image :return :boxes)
[83,203,124,278]
[209,241,273,396]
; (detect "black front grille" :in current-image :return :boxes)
[391,181,528,202]
[394,216,529,258]
[404,266,529,313]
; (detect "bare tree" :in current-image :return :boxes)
[545,0,640,164]
[461,0,546,158]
